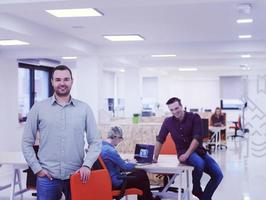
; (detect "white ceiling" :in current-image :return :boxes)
[1,0,266,72]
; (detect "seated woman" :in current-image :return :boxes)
[210,107,225,127]
[101,126,160,200]
[210,107,226,139]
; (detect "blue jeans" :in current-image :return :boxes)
[36,176,71,200]
[185,152,223,200]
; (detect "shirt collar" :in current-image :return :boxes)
[50,95,76,106]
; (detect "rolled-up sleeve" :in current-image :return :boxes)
[83,106,102,168]
[156,119,169,144]
[21,104,42,174]
[192,114,203,143]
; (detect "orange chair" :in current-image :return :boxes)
[70,169,113,200]
[98,156,143,200]
[160,134,177,155]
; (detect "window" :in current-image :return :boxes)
[18,63,53,122]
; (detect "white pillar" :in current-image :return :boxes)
[74,57,103,122]
[124,68,142,118]
[0,58,20,151]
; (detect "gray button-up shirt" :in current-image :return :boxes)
[22,96,102,180]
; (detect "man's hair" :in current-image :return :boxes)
[166,97,182,106]
[107,126,123,139]
[52,65,73,80]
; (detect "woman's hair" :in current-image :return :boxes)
[107,126,123,139]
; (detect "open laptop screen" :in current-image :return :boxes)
[134,144,154,163]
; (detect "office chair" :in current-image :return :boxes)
[70,169,113,200]
[228,115,244,139]
[97,156,143,200]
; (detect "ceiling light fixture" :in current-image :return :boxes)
[241,54,251,58]
[238,35,252,39]
[103,35,144,42]
[237,18,253,24]
[62,56,78,60]
[0,39,29,46]
[119,69,125,72]
[46,8,103,17]
[178,67,198,72]
[151,54,176,58]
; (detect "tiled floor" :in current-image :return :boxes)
[0,136,265,200]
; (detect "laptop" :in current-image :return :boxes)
[134,144,154,164]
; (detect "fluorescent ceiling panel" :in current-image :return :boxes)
[0,39,29,45]
[46,8,102,17]
[151,54,176,58]
[236,19,253,24]
[178,67,198,71]
[241,54,251,58]
[103,35,144,41]
[238,35,252,39]
[62,56,77,60]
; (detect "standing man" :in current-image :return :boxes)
[22,65,102,200]
[153,97,223,200]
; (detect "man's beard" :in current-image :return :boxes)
[54,86,71,97]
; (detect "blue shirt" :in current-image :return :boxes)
[101,141,135,188]
[157,112,203,156]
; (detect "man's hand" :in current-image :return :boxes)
[178,153,189,163]
[36,169,53,180]
[75,166,91,183]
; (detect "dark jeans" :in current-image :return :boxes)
[124,169,154,200]
[36,176,71,200]
[185,152,223,200]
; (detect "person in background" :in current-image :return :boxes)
[153,97,223,200]
[22,65,102,200]
[210,107,225,127]
[101,126,160,200]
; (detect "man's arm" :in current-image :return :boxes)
[179,138,199,163]
[153,141,163,162]
[79,106,102,182]
[21,104,42,174]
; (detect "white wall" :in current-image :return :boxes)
[74,57,103,121]
[0,59,23,152]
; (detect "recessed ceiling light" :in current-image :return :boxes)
[0,39,29,46]
[46,8,103,17]
[119,69,125,72]
[103,35,144,42]
[236,18,253,24]
[238,35,252,39]
[241,54,251,58]
[151,54,176,58]
[62,56,77,60]
[178,67,198,72]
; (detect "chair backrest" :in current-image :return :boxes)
[237,115,242,129]
[160,134,177,155]
[70,169,112,200]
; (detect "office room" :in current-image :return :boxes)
[0,0,266,200]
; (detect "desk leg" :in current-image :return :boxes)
[186,170,192,200]
[178,172,182,200]
[10,169,24,200]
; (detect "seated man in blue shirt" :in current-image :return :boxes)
[101,126,160,200]
[153,97,223,200]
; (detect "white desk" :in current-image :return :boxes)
[0,152,30,200]
[209,126,227,150]
[122,154,194,200]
